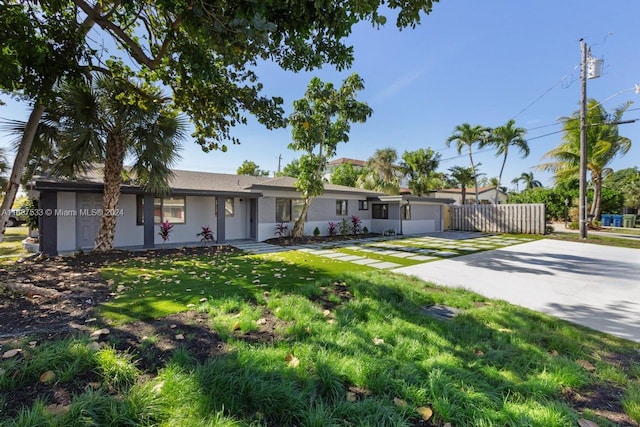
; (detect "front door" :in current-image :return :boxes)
[76,193,102,249]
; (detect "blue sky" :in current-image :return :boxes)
[2,0,639,189]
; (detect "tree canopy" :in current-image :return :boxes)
[0,0,442,241]
[538,99,632,219]
[399,148,441,196]
[237,160,269,176]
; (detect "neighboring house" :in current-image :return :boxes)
[29,168,454,255]
[428,186,508,205]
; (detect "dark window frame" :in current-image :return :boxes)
[372,204,389,219]
[137,195,186,225]
[336,200,348,216]
[215,197,235,217]
[358,200,369,210]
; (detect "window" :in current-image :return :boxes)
[137,195,186,225]
[336,200,348,216]
[276,198,291,222]
[401,204,411,220]
[372,204,388,219]
[358,200,369,210]
[276,198,305,222]
[214,198,234,216]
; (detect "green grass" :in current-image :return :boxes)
[0,226,28,258]
[3,240,640,426]
[550,231,640,249]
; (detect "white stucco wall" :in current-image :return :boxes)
[113,194,143,247]
[256,192,373,241]
[153,195,216,244]
[56,192,77,253]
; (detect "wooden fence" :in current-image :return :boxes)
[449,203,547,234]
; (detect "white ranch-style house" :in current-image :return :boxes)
[29,168,454,255]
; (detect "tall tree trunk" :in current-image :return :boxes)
[94,132,126,251]
[0,103,45,243]
[291,196,312,238]
[590,175,603,221]
[468,147,479,205]
[496,153,508,204]
[460,186,466,205]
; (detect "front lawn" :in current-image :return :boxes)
[1,243,639,426]
[0,226,28,259]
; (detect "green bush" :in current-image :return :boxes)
[313,226,320,237]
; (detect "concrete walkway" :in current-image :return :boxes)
[395,239,640,343]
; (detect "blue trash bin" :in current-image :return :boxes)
[612,214,624,227]
[601,214,612,226]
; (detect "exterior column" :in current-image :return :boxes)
[143,194,155,249]
[39,191,57,256]
[216,196,226,243]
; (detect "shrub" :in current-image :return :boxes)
[363,226,369,234]
[197,225,214,242]
[313,226,320,237]
[275,222,289,237]
[339,218,351,236]
[327,222,337,236]
[158,220,174,242]
[350,215,362,235]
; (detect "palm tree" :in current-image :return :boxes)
[357,147,400,194]
[537,99,631,219]
[448,165,475,205]
[50,75,186,251]
[2,111,64,186]
[488,119,529,203]
[446,123,491,204]
[511,172,542,191]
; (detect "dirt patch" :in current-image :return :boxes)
[563,383,637,426]
[0,246,236,341]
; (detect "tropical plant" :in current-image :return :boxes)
[399,148,441,196]
[158,220,174,243]
[511,172,543,191]
[487,119,529,203]
[447,165,476,205]
[197,226,215,242]
[327,221,337,236]
[49,75,186,251]
[288,74,372,237]
[357,147,400,194]
[350,215,362,235]
[274,222,289,237]
[313,226,321,237]
[446,123,491,204]
[537,99,632,219]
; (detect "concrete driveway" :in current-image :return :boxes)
[395,239,640,343]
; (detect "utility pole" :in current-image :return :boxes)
[579,40,588,239]
[277,154,282,175]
